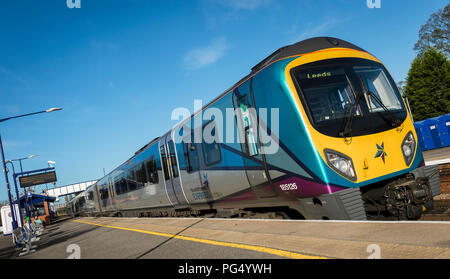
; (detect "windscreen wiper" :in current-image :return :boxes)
[366,90,402,128]
[339,90,364,138]
[355,75,401,128]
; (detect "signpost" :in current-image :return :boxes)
[19,171,57,188]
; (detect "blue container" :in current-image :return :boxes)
[413,122,426,151]
[421,118,442,150]
[436,113,450,147]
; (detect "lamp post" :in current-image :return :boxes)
[5,160,26,230]
[0,107,62,231]
[9,154,38,194]
[7,155,39,225]
[0,136,18,229]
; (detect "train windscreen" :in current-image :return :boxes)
[291,58,407,137]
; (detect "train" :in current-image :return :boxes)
[67,37,441,220]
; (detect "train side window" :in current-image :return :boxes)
[202,126,222,167]
[79,198,86,208]
[135,163,146,188]
[167,141,179,178]
[160,146,170,181]
[113,177,119,195]
[114,173,128,195]
[127,168,137,191]
[145,157,159,184]
[114,178,121,195]
[87,191,94,201]
[100,187,109,200]
[233,91,259,157]
[120,175,128,194]
[183,142,200,173]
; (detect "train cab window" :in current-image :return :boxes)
[291,58,408,138]
[294,68,359,124]
[145,157,159,184]
[202,126,222,166]
[353,66,403,112]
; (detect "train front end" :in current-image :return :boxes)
[284,46,438,220]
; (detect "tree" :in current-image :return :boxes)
[414,4,449,57]
[397,80,406,95]
[405,47,450,121]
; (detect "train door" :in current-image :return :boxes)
[159,135,188,206]
[108,176,117,210]
[181,130,211,204]
[94,184,102,213]
[232,82,277,198]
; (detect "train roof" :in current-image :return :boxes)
[251,37,367,73]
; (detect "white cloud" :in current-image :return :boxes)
[183,37,229,70]
[290,18,338,43]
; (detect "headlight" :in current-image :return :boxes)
[324,149,357,181]
[402,131,416,166]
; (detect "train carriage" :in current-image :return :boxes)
[68,37,440,220]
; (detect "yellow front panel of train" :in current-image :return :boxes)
[284,48,418,183]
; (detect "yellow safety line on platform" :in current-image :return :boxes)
[73,219,328,259]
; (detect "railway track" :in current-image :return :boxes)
[420,199,450,221]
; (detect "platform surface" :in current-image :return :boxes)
[2,217,449,259]
[423,146,450,165]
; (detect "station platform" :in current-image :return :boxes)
[424,146,450,165]
[2,217,449,259]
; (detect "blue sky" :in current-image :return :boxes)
[0,0,447,202]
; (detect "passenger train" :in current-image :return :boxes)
[67,37,440,220]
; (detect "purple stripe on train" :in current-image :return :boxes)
[218,176,347,204]
[274,176,345,197]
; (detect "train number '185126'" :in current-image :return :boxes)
[279,183,298,191]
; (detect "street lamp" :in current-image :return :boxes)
[46,108,62,113]
[9,154,39,174]
[0,107,62,231]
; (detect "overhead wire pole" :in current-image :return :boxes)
[0,107,62,232]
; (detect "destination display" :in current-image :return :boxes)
[19,171,57,188]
